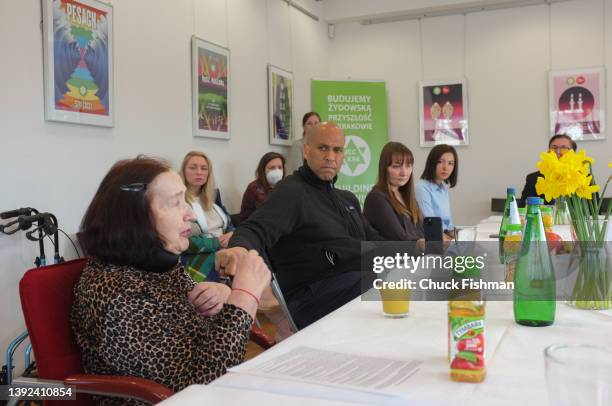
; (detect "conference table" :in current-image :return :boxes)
[159,216,612,405]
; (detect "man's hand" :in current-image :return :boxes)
[188,282,231,316]
[215,246,248,276]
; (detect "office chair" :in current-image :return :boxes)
[269,272,299,333]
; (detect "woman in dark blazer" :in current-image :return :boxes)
[364,142,424,241]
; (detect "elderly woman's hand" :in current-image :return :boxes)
[187,282,231,316]
[218,232,233,248]
[227,250,272,319]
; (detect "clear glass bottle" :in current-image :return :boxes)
[499,187,519,264]
[503,223,522,283]
[518,207,526,227]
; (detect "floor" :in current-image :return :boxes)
[245,313,278,360]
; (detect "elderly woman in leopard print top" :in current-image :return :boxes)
[71,157,270,405]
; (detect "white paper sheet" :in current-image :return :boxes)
[229,346,422,397]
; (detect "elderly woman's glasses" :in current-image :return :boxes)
[120,183,147,192]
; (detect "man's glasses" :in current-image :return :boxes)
[550,145,570,152]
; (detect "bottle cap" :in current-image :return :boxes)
[507,187,516,194]
[526,197,542,206]
[518,207,526,214]
[540,206,553,213]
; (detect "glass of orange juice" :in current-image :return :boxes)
[379,266,411,317]
[380,287,410,317]
[541,206,554,232]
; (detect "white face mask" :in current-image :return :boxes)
[266,168,283,186]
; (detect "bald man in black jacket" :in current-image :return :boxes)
[217,123,384,328]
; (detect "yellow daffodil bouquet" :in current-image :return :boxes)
[535,150,612,309]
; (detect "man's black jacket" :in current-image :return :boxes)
[229,165,383,298]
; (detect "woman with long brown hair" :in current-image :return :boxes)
[364,142,424,241]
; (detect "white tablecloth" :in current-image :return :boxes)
[159,299,612,405]
[159,218,612,405]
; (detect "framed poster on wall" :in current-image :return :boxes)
[418,79,468,147]
[268,65,294,146]
[549,67,605,141]
[311,79,388,206]
[42,0,114,127]
[192,36,230,139]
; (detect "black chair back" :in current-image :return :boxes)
[491,198,506,213]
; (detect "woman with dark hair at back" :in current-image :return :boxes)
[364,142,424,242]
[286,112,321,173]
[415,144,458,240]
[239,152,286,222]
[72,156,270,405]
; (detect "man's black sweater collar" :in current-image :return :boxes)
[297,164,338,189]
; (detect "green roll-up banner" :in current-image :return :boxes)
[311,80,388,206]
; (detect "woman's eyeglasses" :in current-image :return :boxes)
[120,183,147,192]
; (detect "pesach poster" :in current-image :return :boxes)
[43,0,114,126]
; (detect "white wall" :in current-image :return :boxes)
[323,0,504,22]
[0,0,328,375]
[327,0,612,227]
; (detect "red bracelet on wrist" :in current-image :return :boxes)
[232,288,260,306]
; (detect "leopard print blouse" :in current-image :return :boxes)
[71,258,252,405]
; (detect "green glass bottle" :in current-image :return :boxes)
[513,197,556,327]
[499,187,519,264]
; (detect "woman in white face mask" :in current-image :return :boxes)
[239,152,286,222]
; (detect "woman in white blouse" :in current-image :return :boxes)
[180,151,234,282]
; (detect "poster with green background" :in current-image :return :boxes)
[312,80,388,206]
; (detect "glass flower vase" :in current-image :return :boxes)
[568,220,612,310]
[553,197,571,225]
